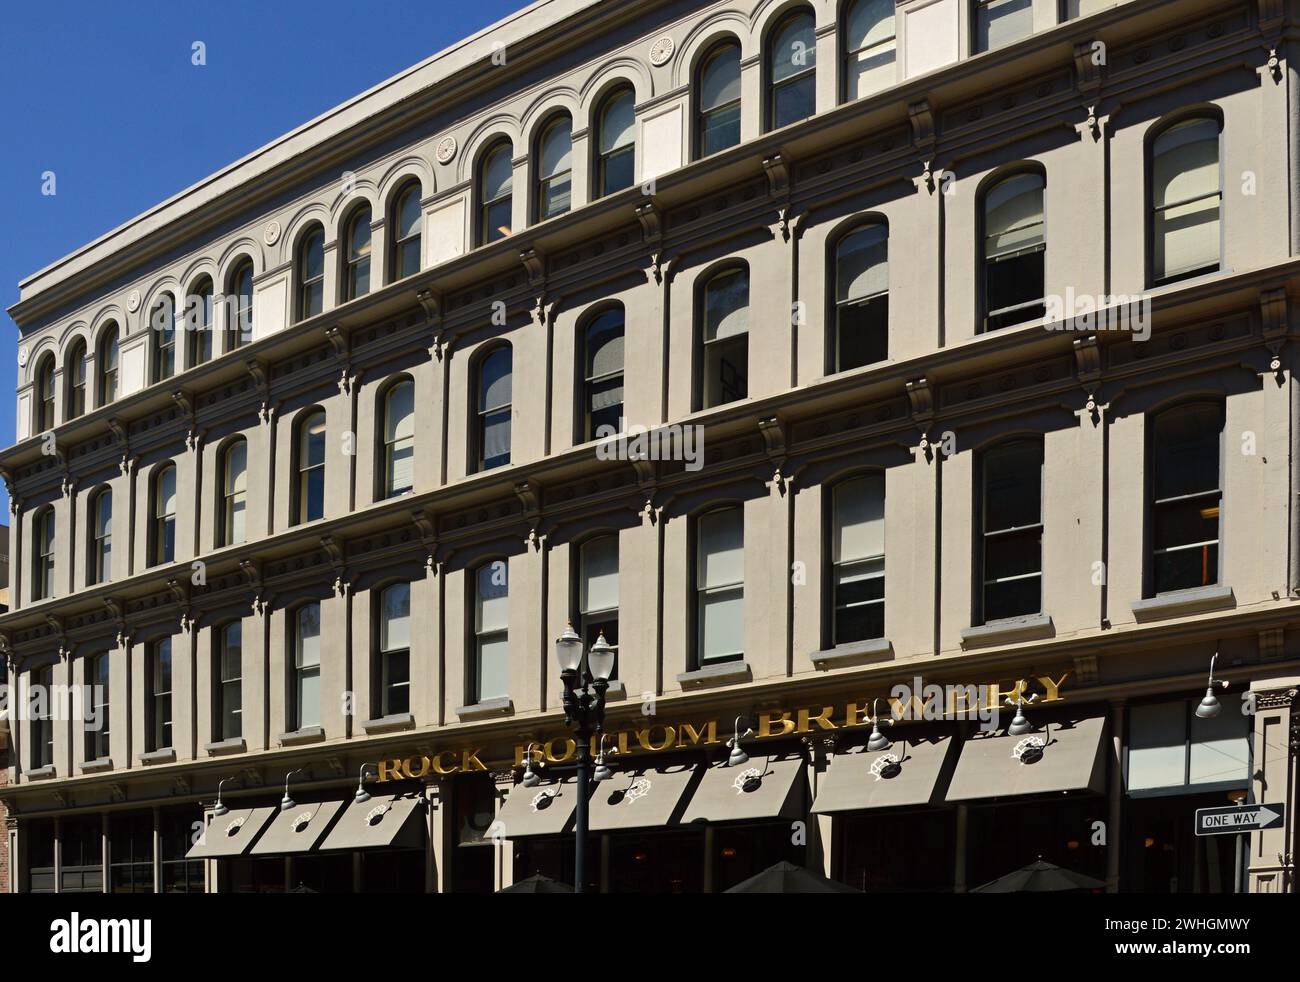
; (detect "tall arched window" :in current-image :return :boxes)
[977,440,1043,623]
[152,463,177,567]
[699,265,749,409]
[472,562,509,703]
[390,182,422,282]
[151,295,176,383]
[536,116,573,221]
[829,474,885,644]
[186,277,213,367]
[296,410,327,524]
[982,170,1046,331]
[297,226,325,322]
[148,638,173,751]
[97,323,119,407]
[768,9,816,131]
[595,87,636,198]
[33,507,55,601]
[220,439,247,547]
[65,339,87,420]
[1151,117,1222,285]
[581,308,625,441]
[89,487,112,585]
[382,379,415,498]
[832,222,889,372]
[228,260,254,349]
[695,507,744,666]
[344,205,372,301]
[578,535,619,677]
[34,353,56,432]
[974,0,1034,54]
[86,652,110,762]
[217,621,243,742]
[480,143,514,245]
[292,603,322,730]
[475,347,512,472]
[377,582,411,717]
[1149,403,1224,595]
[697,41,742,158]
[843,0,896,100]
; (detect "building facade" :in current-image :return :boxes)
[1,0,1298,893]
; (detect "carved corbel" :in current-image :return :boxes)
[417,290,444,358]
[1073,335,1104,422]
[758,416,790,489]
[44,615,69,661]
[411,509,439,572]
[324,327,354,394]
[320,535,349,595]
[0,465,19,515]
[762,154,789,197]
[1260,287,1287,377]
[245,359,272,423]
[519,248,545,287]
[171,390,203,451]
[635,202,661,241]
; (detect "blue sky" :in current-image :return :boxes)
[0,0,525,513]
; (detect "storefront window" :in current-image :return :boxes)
[1126,791,1242,893]
[291,853,355,893]
[26,819,56,893]
[838,808,954,892]
[159,808,205,893]
[454,773,497,894]
[513,835,599,892]
[222,857,286,894]
[60,817,104,893]
[1127,697,1250,793]
[965,796,1107,890]
[608,830,703,893]
[109,812,154,893]
[712,822,806,892]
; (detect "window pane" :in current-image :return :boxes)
[975,0,1033,52]
[1127,701,1188,790]
[983,443,1041,532]
[297,670,320,729]
[1155,198,1220,279]
[703,335,749,407]
[540,121,572,179]
[834,474,885,563]
[836,296,889,370]
[581,536,619,613]
[1153,405,1222,500]
[699,508,744,588]
[296,604,321,668]
[1067,0,1115,16]
[477,565,509,632]
[835,558,885,644]
[479,349,512,412]
[599,90,635,153]
[772,75,816,129]
[837,225,888,302]
[381,583,411,651]
[224,441,247,494]
[771,14,815,82]
[1188,705,1250,785]
[703,268,749,340]
[1153,119,1220,207]
[397,186,422,239]
[701,45,741,111]
[476,635,509,701]
[985,173,1044,257]
[157,466,176,517]
[483,145,513,201]
[301,413,327,468]
[701,587,744,661]
[585,311,625,378]
[349,209,372,263]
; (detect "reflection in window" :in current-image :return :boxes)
[536,117,573,221]
[1151,117,1221,284]
[696,507,744,665]
[983,171,1046,331]
[768,10,816,130]
[582,309,625,441]
[1150,403,1223,594]
[833,223,889,371]
[596,88,636,197]
[843,0,897,100]
[700,267,749,409]
[476,347,512,472]
[698,42,741,158]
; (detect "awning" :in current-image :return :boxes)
[588,764,699,831]
[250,799,346,855]
[681,751,806,824]
[811,733,956,814]
[491,778,580,840]
[186,806,277,859]
[321,793,426,851]
[945,715,1108,803]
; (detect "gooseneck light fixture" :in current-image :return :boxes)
[593,734,618,783]
[1006,691,1040,737]
[726,716,755,767]
[212,776,237,818]
[355,763,376,804]
[1196,652,1230,719]
[280,768,304,811]
[866,698,896,752]
[521,743,544,788]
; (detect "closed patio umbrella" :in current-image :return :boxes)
[725,861,861,893]
[498,874,575,893]
[972,858,1106,893]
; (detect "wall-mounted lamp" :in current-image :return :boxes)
[593,735,618,783]
[213,776,236,818]
[726,716,755,767]
[1195,652,1230,719]
[1006,691,1040,737]
[280,768,304,811]
[866,698,896,752]
[521,743,543,788]
[355,763,376,804]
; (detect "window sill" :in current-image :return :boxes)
[811,637,892,670]
[27,765,57,780]
[138,748,176,766]
[204,737,247,756]
[456,698,514,722]
[80,757,114,774]
[677,660,752,690]
[278,726,325,747]
[960,613,1054,649]
[362,713,415,735]
[1130,585,1235,623]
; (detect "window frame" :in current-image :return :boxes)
[766,8,817,132]
[979,167,1048,332]
[152,463,177,567]
[479,141,514,245]
[390,182,423,282]
[227,259,255,350]
[535,115,574,223]
[30,664,55,770]
[148,638,173,752]
[972,0,1036,55]
[471,561,510,705]
[474,345,513,473]
[296,225,326,322]
[35,353,56,432]
[97,324,120,407]
[841,0,898,102]
[86,651,110,762]
[343,204,373,302]
[830,221,890,372]
[89,486,112,586]
[576,534,620,679]
[693,506,746,668]
[33,506,55,601]
[186,277,214,367]
[1147,114,1224,288]
[376,582,412,718]
[295,409,328,524]
[216,620,243,743]
[381,378,416,498]
[697,264,751,411]
[150,294,177,384]
[220,438,248,547]
[974,439,1044,625]
[825,473,886,648]
[65,339,88,421]
[579,307,626,443]
[291,602,322,731]
[595,86,637,199]
[695,40,743,159]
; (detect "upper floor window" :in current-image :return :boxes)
[473,562,509,704]
[1150,403,1224,595]
[86,652,110,763]
[536,116,573,222]
[699,265,749,409]
[383,379,415,498]
[149,638,173,751]
[186,278,213,367]
[983,170,1046,331]
[391,182,422,281]
[480,143,514,245]
[217,621,242,742]
[974,0,1034,54]
[97,324,119,406]
[296,410,327,524]
[297,226,325,321]
[151,295,176,383]
[65,339,87,420]
[830,474,885,645]
[220,439,247,547]
[31,664,54,769]
[89,487,112,586]
[833,222,889,372]
[152,463,177,566]
[1151,117,1222,285]
[292,602,322,731]
[33,507,55,601]
[578,535,619,678]
[697,41,742,158]
[475,347,512,472]
[581,308,625,441]
[35,353,56,432]
[768,9,816,130]
[977,440,1043,623]
[843,0,897,100]
[228,260,254,349]
[596,87,636,198]
[344,206,372,301]
[696,507,744,666]
[377,582,411,718]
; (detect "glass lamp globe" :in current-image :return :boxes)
[588,632,616,682]
[555,623,584,673]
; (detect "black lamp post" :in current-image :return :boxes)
[554,623,616,894]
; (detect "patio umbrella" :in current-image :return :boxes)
[286,882,318,894]
[498,874,575,894]
[972,859,1106,893]
[725,861,861,893]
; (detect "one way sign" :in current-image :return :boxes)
[1195,803,1287,836]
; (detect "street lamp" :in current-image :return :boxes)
[354,763,376,804]
[555,623,616,894]
[280,768,304,811]
[1195,652,1229,719]
[212,776,236,818]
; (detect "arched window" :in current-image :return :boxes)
[977,440,1043,623]
[34,353,56,432]
[148,638,173,751]
[472,562,509,703]
[480,143,514,245]
[297,226,325,322]
[391,182,422,282]
[578,535,619,677]
[344,205,372,301]
[768,9,816,131]
[228,260,254,349]
[89,487,112,585]
[86,652,110,762]
[30,664,54,768]
[595,87,636,198]
[216,621,243,742]
[296,410,327,524]
[186,277,213,367]
[974,0,1034,54]
[697,41,742,158]
[475,347,512,472]
[152,463,177,566]
[832,222,889,372]
[843,0,896,100]
[65,339,87,421]
[220,439,247,547]
[581,308,625,441]
[695,507,744,666]
[292,603,322,730]
[1151,117,1222,285]
[33,507,55,601]
[377,582,411,717]
[699,265,749,409]
[829,474,885,644]
[151,295,176,383]
[982,170,1046,331]
[97,323,119,406]
[1149,403,1224,595]
[536,116,573,221]
[382,379,415,498]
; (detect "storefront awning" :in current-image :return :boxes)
[250,799,347,855]
[186,806,278,859]
[588,764,699,832]
[320,792,426,851]
[491,778,580,839]
[681,751,806,824]
[945,715,1108,803]
[811,734,956,814]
